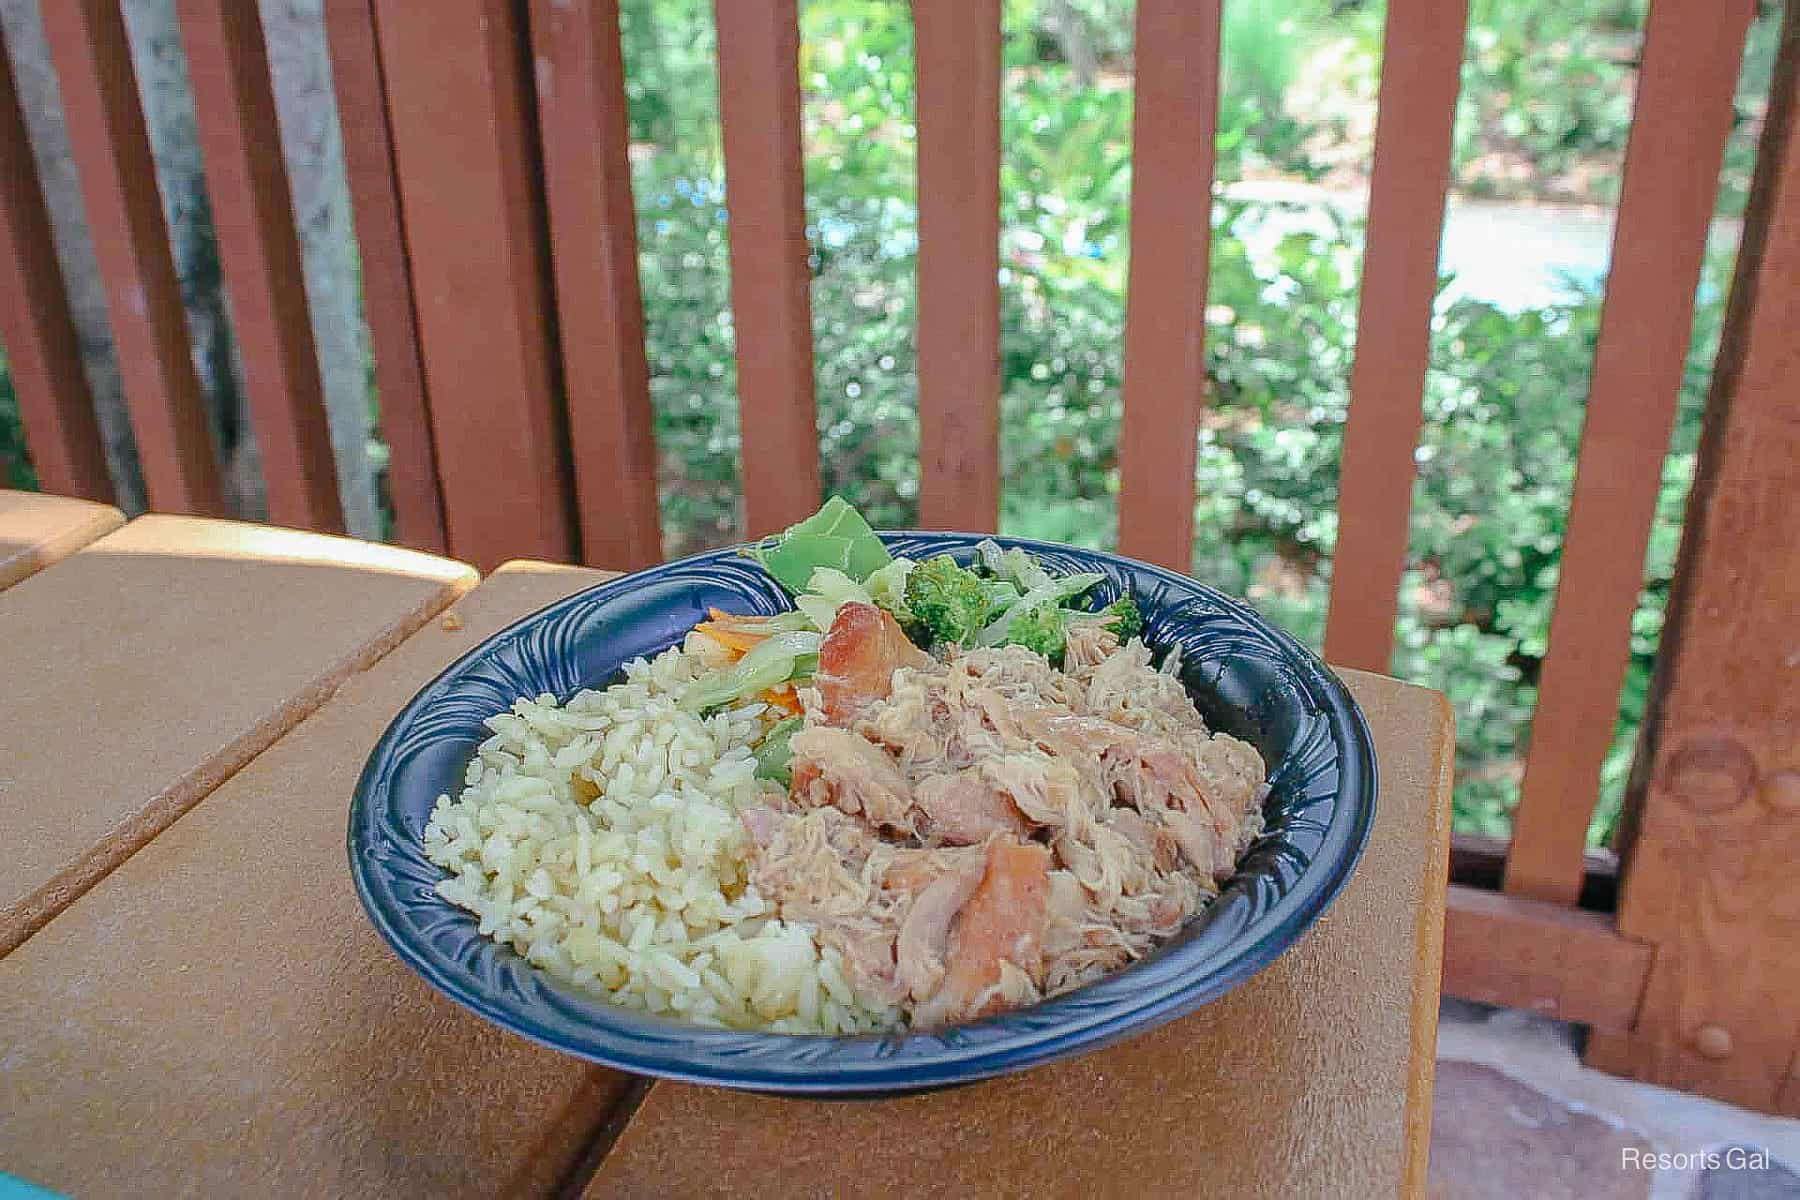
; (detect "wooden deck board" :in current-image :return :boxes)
[0,515,474,954]
[0,563,631,1198]
[0,490,122,591]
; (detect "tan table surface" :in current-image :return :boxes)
[583,668,1454,1200]
[0,489,123,590]
[0,514,475,954]
[0,546,1453,1200]
[0,562,626,1199]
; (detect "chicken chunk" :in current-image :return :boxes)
[814,602,933,723]
[912,768,1033,845]
[1084,638,1209,739]
[747,612,1268,1030]
[892,852,988,1002]
[789,725,916,833]
[913,838,1052,1028]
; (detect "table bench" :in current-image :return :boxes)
[0,508,1452,1198]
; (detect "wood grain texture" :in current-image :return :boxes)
[914,0,1001,533]
[1321,0,1467,671]
[714,0,821,538]
[177,0,345,533]
[1505,0,1756,907]
[38,0,225,515]
[1586,3,1800,1112]
[0,489,122,591]
[581,669,1454,1199]
[0,563,635,1198]
[1117,0,1220,571]
[0,36,111,502]
[0,515,474,955]
[531,0,662,569]
[1402,669,1455,1200]
[373,0,576,569]
[1442,884,1651,1034]
[321,0,447,555]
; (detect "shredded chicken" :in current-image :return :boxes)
[743,604,1268,1028]
[789,726,915,833]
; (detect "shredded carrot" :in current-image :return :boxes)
[693,623,766,655]
[696,606,804,655]
[760,685,804,716]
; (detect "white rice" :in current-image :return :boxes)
[422,642,900,1034]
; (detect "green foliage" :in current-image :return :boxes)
[1453,0,1646,197]
[0,349,34,491]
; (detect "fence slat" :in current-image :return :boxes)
[1117,0,1221,570]
[1505,0,1756,907]
[714,0,820,538]
[1442,884,1651,1034]
[530,0,661,570]
[914,0,1001,532]
[0,33,110,501]
[371,0,576,569]
[1586,1,1800,1110]
[39,0,224,516]
[177,0,343,533]
[1321,0,1468,671]
[320,0,445,555]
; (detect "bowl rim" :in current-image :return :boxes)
[349,532,1378,1094]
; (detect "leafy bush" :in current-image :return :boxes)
[0,349,31,491]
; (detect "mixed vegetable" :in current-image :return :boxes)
[682,497,1142,779]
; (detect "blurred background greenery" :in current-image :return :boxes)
[0,0,1781,847]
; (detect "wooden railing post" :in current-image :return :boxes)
[322,0,448,555]
[368,0,576,569]
[39,0,226,516]
[0,25,111,502]
[1505,0,1755,907]
[1321,0,1468,670]
[1117,0,1222,572]
[914,0,1001,533]
[530,0,662,570]
[715,0,821,539]
[1585,0,1800,1114]
[178,0,345,533]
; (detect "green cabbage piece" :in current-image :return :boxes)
[680,631,821,711]
[975,538,1054,593]
[753,716,804,786]
[977,572,1105,646]
[794,566,873,632]
[745,497,892,594]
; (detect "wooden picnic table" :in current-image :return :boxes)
[0,492,1453,1199]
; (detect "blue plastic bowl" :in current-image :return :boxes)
[349,534,1376,1095]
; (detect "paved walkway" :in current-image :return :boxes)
[1431,1001,1800,1198]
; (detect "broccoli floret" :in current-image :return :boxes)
[1001,599,1068,663]
[904,555,992,646]
[1100,595,1144,641]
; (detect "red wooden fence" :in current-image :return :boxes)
[1116,0,1220,571]
[39,0,224,516]
[0,0,1794,1112]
